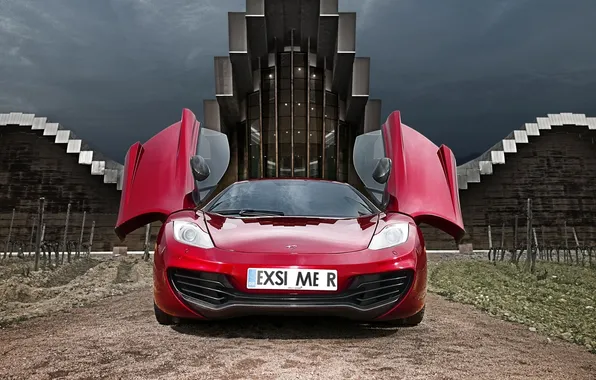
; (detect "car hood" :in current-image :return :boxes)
[203,213,379,253]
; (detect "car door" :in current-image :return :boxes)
[353,111,465,241]
[115,108,229,239]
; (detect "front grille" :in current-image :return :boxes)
[169,268,413,311]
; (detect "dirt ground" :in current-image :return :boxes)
[0,254,594,379]
[0,255,152,326]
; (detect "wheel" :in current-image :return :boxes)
[383,306,425,327]
[154,302,176,325]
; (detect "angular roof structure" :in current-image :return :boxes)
[457,113,596,190]
[0,112,123,190]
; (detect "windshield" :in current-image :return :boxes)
[204,180,380,218]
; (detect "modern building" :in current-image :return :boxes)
[1,0,595,251]
[202,0,381,186]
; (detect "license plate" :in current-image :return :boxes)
[247,268,338,291]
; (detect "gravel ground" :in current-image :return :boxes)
[1,287,594,379]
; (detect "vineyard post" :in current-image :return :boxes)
[33,198,45,271]
[77,211,86,259]
[499,222,506,261]
[88,221,95,256]
[143,224,151,262]
[572,227,581,265]
[62,202,71,263]
[3,208,15,260]
[524,198,533,271]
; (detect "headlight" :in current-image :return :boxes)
[172,221,214,249]
[368,223,409,250]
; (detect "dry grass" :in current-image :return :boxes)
[428,259,596,353]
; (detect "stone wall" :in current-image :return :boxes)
[424,126,596,249]
[0,127,153,251]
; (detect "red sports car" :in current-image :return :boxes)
[115,109,464,326]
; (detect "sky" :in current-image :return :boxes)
[1,0,595,164]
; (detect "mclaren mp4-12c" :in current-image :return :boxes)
[115,108,465,326]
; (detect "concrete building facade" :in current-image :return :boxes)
[1,1,595,251]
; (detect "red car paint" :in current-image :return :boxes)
[115,108,464,322]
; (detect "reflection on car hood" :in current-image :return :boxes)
[203,213,379,253]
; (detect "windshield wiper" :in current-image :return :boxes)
[211,209,285,217]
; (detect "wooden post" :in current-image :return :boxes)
[3,208,15,259]
[28,218,36,256]
[572,227,581,265]
[500,222,506,261]
[523,199,532,270]
[143,224,151,262]
[77,211,86,259]
[40,224,46,262]
[88,221,95,256]
[62,203,71,263]
[564,221,569,263]
[487,225,493,261]
[541,226,547,261]
[531,227,538,272]
[511,215,519,263]
[34,198,45,271]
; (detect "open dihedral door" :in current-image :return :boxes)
[353,111,465,241]
[115,108,229,240]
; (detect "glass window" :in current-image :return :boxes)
[310,90,323,104]
[196,127,231,201]
[262,79,275,92]
[237,122,247,181]
[278,101,291,117]
[310,117,322,131]
[279,90,291,104]
[295,79,306,90]
[280,79,291,90]
[295,102,306,117]
[262,102,275,118]
[249,105,260,120]
[278,151,292,177]
[325,119,337,180]
[324,105,337,119]
[249,119,261,179]
[325,92,338,106]
[294,53,306,66]
[294,66,306,78]
[294,90,306,103]
[280,53,291,67]
[205,180,379,218]
[280,67,291,79]
[310,79,323,91]
[309,104,323,118]
[353,130,386,204]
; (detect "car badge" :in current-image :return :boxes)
[286,244,298,249]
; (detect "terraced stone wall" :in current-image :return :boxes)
[424,126,596,249]
[0,127,154,251]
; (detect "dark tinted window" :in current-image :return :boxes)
[205,180,379,218]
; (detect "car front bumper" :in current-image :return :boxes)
[153,237,427,322]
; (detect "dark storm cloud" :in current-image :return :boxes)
[1,0,595,163]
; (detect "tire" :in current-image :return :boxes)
[384,306,425,327]
[154,302,176,325]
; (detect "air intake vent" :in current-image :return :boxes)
[169,268,414,311]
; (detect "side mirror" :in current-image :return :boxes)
[190,155,210,182]
[372,157,392,184]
